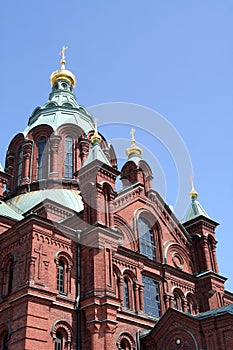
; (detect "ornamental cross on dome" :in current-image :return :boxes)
[60,45,68,66]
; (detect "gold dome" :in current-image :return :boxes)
[50,46,76,87]
[126,129,142,157]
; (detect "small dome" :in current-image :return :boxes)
[50,67,76,87]
[126,129,142,158]
[50,46,76,88]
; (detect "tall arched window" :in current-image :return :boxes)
[123,278,130,308]
[138,217,156,261]
[17,146,23,186]
[37,137,47,180]
[55,330,63,350]
[64,136,74,178]
[57,260,65,294]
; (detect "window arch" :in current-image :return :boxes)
[138,217,156,261]
[37,136,47,180]
[173,289,184,311]
[51,320,72,350]
[64,136,74,178]
[186,293,197,314]
[116,332,136,350]
[1,255,15,297]
[16,146,23,186]
[54,252,73,295]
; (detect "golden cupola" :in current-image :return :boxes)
[50,46,76,88]
[126,129,142,158]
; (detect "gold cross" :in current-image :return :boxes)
[130,128,136,143]
[60,46,68,62]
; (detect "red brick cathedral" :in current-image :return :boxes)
[0,51,233,350]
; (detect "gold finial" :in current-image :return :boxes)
[60,46,68,68]
[91,119,102,144]
[130,128,136,143]
[126,128,142,157]
[190,176,198,199]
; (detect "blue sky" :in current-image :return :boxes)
[1,1,233,290]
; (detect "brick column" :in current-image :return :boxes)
[134,283,140,311]
[6,154,15,190]
[49,135,61,177]
[202,237,212,271]
[139,285,144,310]
[118,276,124,304]
[21,141,33,184]
[80,138,90,163]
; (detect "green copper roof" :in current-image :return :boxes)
[7,189,83,215]
[195,304,233,319]
[82,143,112,168]
[184,197,210,222]
[0,201,24,221]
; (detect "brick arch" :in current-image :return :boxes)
[50,319,72,343]
[185,292,198,314]
[164,242,193,274]
[54,251,73,268]
[116,332,136,350]
[1,253,16,297]
[161,327,199,350]
[114,214,137,251]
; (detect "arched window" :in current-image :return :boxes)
[37,136,47,180]
[142,276,161,317]
[17,146,23,186]
[138,217,156,261]
[64,136,74,178]
[57,260,65,294]
[55,330,63,350]
[173,290,183,311]
[123,278,130,308]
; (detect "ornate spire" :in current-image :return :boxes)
[91,119,102,144]
[50,46,76,87]
[190,176,199,199]
[126,128,142,158]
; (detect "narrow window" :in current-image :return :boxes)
[17,146,23,186]
[142,276,161,317]
[174,293,178,309]
[57,260,65,294]
[37,137,47,180]
[7,261,13,295]
[138,218,156,261]
[123,278,130,308]
[64,136,74,178]
[55,331,63,350]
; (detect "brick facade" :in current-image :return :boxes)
[0,62,232,349]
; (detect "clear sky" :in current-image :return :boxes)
[1,1,233,290]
